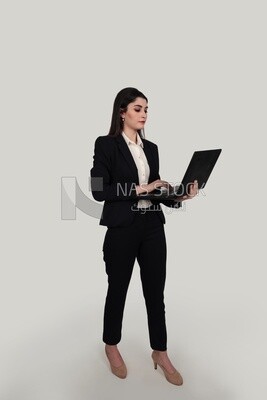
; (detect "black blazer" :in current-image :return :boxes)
[90,134,181,227]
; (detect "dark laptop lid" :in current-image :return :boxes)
[138,148,222,199]
[178,148,222,195]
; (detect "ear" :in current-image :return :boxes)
[120,108,126,119]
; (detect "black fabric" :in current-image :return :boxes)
[90,134,181,227]
[102,209,168,351]
[90,133,182,350]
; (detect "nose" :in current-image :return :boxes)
[141,110,147,119]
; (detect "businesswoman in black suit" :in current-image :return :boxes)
[90,87,198,385]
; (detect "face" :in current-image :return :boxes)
[121,97,148,132]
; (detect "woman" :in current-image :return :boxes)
[90,87,198,385]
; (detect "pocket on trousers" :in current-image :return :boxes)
[102,228,113,263]
[102,229,108,262]
[102,229,112,274]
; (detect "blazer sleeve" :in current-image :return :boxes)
[90,136,138,202]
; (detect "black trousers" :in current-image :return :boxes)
[102,206,168,351]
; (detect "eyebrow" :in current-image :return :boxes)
[133,104,148,109]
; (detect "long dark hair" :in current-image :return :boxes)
[108,87,148,137]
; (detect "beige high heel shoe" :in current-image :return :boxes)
[105,346,127,379]
[151,351,183,386]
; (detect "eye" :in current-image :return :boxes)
[134,108,141,112]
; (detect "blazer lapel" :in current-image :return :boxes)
[116,134,157,184]
[116,134,139,182]
[142,139,156,182]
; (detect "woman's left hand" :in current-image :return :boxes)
[174,180,198,202]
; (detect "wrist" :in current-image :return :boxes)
[135,185,141,195]
[136,184,148,195]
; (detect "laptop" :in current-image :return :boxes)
[138,149,222,199]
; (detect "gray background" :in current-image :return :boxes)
[1,1,266,399]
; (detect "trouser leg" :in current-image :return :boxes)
[137,212,167,351]
[102,222,140,345]
[102,258,135,345]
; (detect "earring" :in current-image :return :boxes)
[121,118,125,122]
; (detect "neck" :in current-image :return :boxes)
[123,128,138,143]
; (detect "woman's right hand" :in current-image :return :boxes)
[136,179,172,195]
